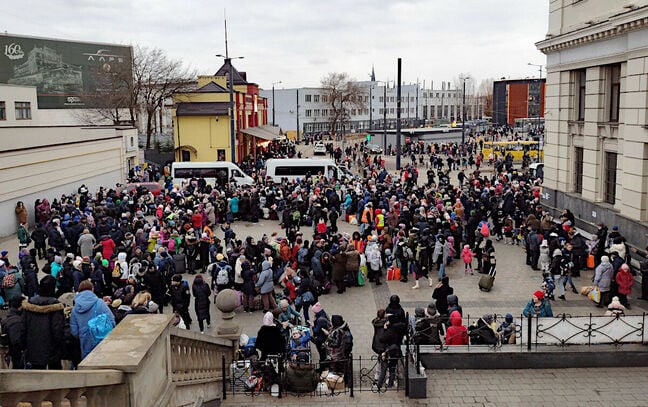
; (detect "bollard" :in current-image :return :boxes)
[527,314,533,350]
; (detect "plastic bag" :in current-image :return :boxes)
[588,287,601,304]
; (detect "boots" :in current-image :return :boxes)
[412,280,420,289]
[470,268,474,275]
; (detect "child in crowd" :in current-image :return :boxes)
[461,244,475,275]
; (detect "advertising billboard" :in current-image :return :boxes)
[0,34,133,109]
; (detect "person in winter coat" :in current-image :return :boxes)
[255,311,284,360]
[31,223,48,260]
[412,306,441,345]
[142,262,166,314]
[256,260,276,312]
[376,313,407,389]
[310,302,330,365]
[2,298,25,368]
[615,263,634,309]
[170,274,192,329]
[468,314,499,345]
[461,244,475,275]
[2,266,24,303]
[192,274,211,333]
[385,295,406,324]
[70,280,115,360]
[22,275,65,369]
[522,290,553,317]
[445,310,468,345]
[365,237,383,285]
[240,260,257,313]
[77,229,97,259]
[331,249,347,294]
[15,201,28,227]
[539,240,551,272]
[432,276,454,316]
[446,294,463,321]
[345,244,361,284]
[325,314,352,375]
[371,308,387,356]
[310,248,325,282]
[22,260,39,299]
[594,255,614,308]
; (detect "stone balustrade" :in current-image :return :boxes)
[0,369,127,407]
[0,314,235,407]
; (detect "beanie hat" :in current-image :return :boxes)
[533,290,545,300]
[311,302,322,314]
[39,275,57,297]
[172,274,182,282]
[102,259,109,267]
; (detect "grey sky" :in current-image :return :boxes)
[3,0,549,91]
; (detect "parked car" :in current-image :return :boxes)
[125,182,162,196]
[313,142,326,155]
[364,143,383,154]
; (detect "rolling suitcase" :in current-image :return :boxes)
[173,253,186,274]
[478,269,496,292]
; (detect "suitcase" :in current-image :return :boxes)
[478,270,495,292]
[173,253,186,274]
[387,266,401,281]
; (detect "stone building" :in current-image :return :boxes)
[536,0,648,244]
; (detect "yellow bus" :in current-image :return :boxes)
[481,141,543,162]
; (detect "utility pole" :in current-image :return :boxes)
[271,81,281,126]
[369,84,373,131]
[296,89,300,142]
[396,58,402,170]
[383,85,387,152]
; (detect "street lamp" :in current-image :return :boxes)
[460,75,470,146]
[216,54,244,163]
[272,81,282,127]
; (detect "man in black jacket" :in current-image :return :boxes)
[1,297,24,368]
[21,275,65,369]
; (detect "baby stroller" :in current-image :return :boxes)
[541,271,555,301]
[287,325,312,363]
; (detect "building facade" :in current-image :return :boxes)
[261,80,483,139]
[493,78,546,126]
[536,0,648,244]
[0,84,138,237]
[172,62,271,163]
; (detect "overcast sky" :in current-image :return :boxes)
[3,0,549,91]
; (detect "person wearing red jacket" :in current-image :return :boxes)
[616,263,634,309]
[445,311,468,345]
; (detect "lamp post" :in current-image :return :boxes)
[460,76,470,146]
[272,81,281,127]
[528,63,545,162]
[216,54,244,163]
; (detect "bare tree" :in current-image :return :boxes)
[133,46,196,149]
[478,78,494,117]
[320,73,366,137]
[80,46,196,149]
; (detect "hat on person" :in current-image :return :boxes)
[111,299,123,309]
[172,274,183,282]
[533,290,545,300]
[505,313,514,323]
[39,275,57,297]
[263,311,274,327]
[0,250,8,257]
[414,307,425,318]
[312,302,322,314]
[102,259,109,267]
[612,225,619,231]
[540,240,548,247]
[216,253,225,261]
[426,302,438,317]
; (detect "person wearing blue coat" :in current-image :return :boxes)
[255,260,276,312]
[70,280,115,360]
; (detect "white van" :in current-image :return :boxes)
[265,158,355,183]
[171,161,254,186]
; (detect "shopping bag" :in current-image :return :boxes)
[588,287,601,304]
[357,270,365,286]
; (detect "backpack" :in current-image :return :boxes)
[87,301,115,348]
[480,223,490,237]
[1,273,16,289]
[311,279,323,297]
[404,246,413,260]
[112,263,121,278]
[216,264,231,286]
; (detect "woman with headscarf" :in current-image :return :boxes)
[191,274,211,334]
[255,311,284,360]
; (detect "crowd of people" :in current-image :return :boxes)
[0,130,641,377]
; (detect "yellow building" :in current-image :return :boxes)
[172,61,272,163]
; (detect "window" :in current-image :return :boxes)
[15,101,31,120]
[351,109,356,116]
[576,70,586,121]
[379,96,384,103]
[305,109,312,117]
[605,152,617,204]
[436,93,440,98]
[390,97,395,103]
[313,109,320,117]
[390,108,394,114]
[305,94,312,102]
[321,95,328,103]
[0,101,5,120]
[609,64,621,122]
[322,109,327,117]
[574,147,584,194]
[313,95,320,103]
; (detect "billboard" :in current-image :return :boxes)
[0,34,133,109]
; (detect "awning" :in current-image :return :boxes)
[241,125,282,141]
[174,145,198,154]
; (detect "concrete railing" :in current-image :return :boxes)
[0,314,235,407]
[0,370,127,407]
